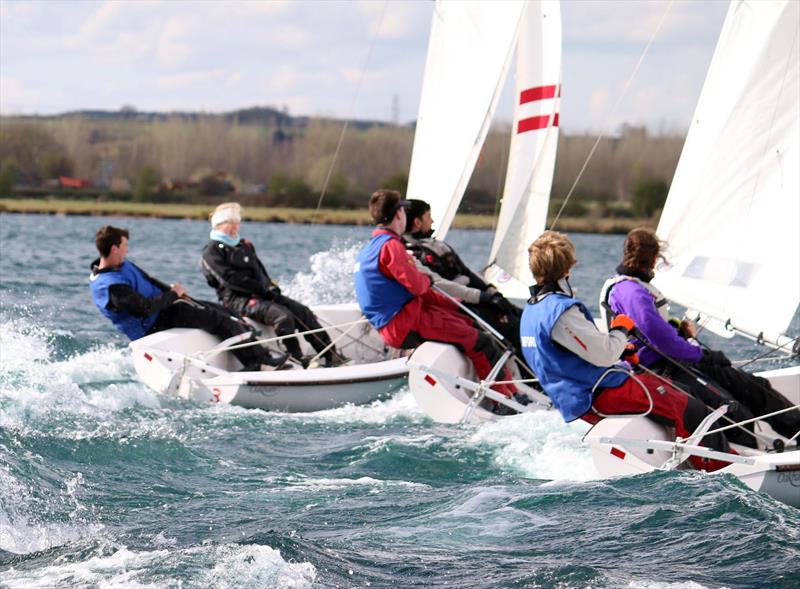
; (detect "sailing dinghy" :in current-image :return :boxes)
[585,0,800,507]
[408,0,561,422]
[130,303,407,412]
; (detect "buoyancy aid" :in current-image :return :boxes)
[406,236,462,281]
[89,260,163,340]
[521,291,628,422]
[354,233,414,328]
[599,274,670,328]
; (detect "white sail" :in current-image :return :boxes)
[653,0,800,346]
[485,0,562,300]
[406,0,525,239]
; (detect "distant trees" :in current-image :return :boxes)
[631,177,669,217]
[0,157,20,196]
[0,114,684,217]
[133,164,160,201]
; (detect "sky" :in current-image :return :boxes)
[0,0,730,133]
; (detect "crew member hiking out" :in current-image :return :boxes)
[599,228,800,445]
[353,189,520,409]
[521,231,734,471]
[201,202,346,368]
[89,225,287,371]
[402,199,524,359]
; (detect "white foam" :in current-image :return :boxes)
[262,474,428,492]
[280,242,361,305]
[467,411,600,482]
[293,389,426,425]
[0,466,104,555]
[1,543,317,589]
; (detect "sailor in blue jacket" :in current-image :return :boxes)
[89,225,286,371]
[520,231,732,470]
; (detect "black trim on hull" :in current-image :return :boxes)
[243,370,407,387]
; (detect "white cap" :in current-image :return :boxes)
[210,202,242,227]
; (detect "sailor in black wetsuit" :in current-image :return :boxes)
[89,225,287,371]
[402,199,523,356]
[200,203,345,368]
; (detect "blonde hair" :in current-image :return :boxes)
[528,231,577,284]
[210,202,242,227]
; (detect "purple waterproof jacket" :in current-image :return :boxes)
[607,278,703,367]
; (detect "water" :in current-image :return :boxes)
[1,214,798,588]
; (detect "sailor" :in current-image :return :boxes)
[89,225,287,371]
[353,189,518,402]
[201,202,345,368]
[521,231,733,470]
[402,199,523,356]
[600,227,800,442]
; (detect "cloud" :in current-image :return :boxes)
[0,75,42,113]
[155,17,192,68]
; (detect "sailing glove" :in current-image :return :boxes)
[610,314,636,334]
[621,343,639,366]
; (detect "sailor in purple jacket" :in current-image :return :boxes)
[600,228,799,445]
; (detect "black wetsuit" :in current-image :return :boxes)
[89,259,278,369]
[200,239,336,364]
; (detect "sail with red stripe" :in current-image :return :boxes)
[486,0,562,300]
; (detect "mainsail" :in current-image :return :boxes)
[406,0,526,239]
[653,0,800,347]
[485,0,562,299]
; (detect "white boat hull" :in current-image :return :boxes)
[585,366,800,507]
[129,303,408,412]
[408,341,551,424]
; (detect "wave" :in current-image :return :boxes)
[1,542,317,588]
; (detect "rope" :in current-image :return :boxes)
[311,0,389,223]
[194,318,369,359]
[550,0,674,230]
[735,336,799,369]
[679,403,800,442]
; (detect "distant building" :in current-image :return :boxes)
[59,176,93,189]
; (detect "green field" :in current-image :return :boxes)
[0,198,655,233]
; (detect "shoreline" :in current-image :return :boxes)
[0,198,656,234]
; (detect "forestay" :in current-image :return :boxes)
[485,0,562,300]
[406,0,525,239]
[654,0,800,346]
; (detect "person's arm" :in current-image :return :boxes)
[203,243,271,298]
[552,305,628,366]
[412,257,482,303]
[107,283,178,317]
[379,237,432,296]
[610,282,703,363]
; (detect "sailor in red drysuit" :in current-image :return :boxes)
[354,189,516,398]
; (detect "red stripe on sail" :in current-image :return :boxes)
[517,114,559,134]
[519,84,558,104]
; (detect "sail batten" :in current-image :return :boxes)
[654,0,800,346]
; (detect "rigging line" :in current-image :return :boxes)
[550,0,675,230]
[311,0,389,223]
[736,336,799,369]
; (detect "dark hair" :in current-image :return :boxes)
[369,189,402,225]
[404,199,431,233]
[622,228,665,270]
[95,225,129,257]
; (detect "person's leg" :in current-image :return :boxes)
[154,299,284,368]
[413,302,516,396]
[277,296,339,362]
[592,373,732,472]
[699,364,800,440]
[245,300,303,361]
[661,365,757,448]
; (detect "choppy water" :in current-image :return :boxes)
[1,213,798,589]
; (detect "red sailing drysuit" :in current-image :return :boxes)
[371,228,515,396]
